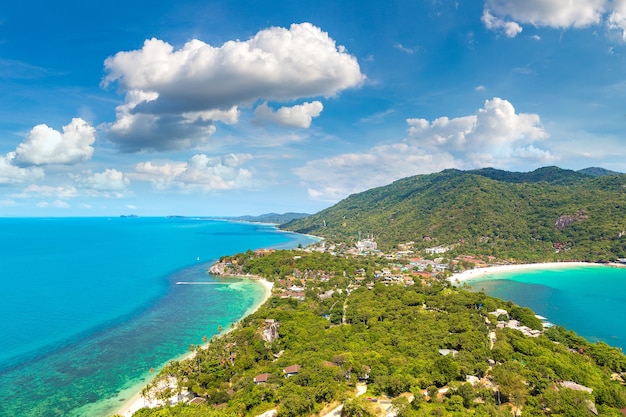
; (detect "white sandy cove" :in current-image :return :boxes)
[448,262,595,284]
[115,278,274,417]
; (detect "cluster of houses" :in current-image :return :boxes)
[263,238,504,304]
[274,266,336,300]
[300,237,501,279]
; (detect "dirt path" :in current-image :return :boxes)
[320,382,368,417]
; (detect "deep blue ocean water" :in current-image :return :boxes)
[464,264,626,351]
[0,217,316,417]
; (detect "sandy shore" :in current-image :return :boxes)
[448,261,597,284]
[115,277,274,417]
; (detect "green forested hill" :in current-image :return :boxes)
[130,250,626,417]
[578,167,623,177]
[282,167,626,261]
[470,166,589,184]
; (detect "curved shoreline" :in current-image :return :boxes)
[115,277,274,417]
[111,223,319,417]
[448,261,602,284]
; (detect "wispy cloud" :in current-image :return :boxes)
[358,109,396,124]
[393,42,416,54]
[0,59,51,79]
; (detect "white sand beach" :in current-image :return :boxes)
[256,278,275,303]
[448,261,595,284]
[115,277,274,417]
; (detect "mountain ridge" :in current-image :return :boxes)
[282,167,626,262]
[225,212,310,225]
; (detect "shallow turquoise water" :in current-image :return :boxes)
[0,217,315,417]
[464,264,626,350]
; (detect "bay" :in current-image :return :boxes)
[0,217,316,417]
[464,264,626,350]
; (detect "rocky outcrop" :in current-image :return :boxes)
[262,320,279,343]
[208,261,245,276]
[555,210,589,230]
[208,262,226,275]
[208,261,265,282]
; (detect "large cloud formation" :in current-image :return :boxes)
[406,97,551,166]
[103,23,364,152]
[295,98,556,202]
[482,0,626,38]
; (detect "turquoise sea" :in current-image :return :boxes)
[464,264,626,351]
[0,217,316,417]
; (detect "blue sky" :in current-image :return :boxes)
[1,0,626,216]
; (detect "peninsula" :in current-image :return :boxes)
[119,247,626,417]
[116,167,626,417]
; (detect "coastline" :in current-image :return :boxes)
[447,261,598,284]
[115,277,274,417]
[112,221,313,417]
[447,261,626,351]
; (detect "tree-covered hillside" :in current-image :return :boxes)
[282,167,626,262]
[578,167,623,178]
[127,250,626,417]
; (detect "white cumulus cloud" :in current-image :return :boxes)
[295,98,555,202]
[0,152,44,184]
[483,0,609,37]
[103,23,364,152]
[14,118,95,165]
[254,101,323,128]
[406,97,549,166]
[134,160,187,180]
[73,169,130,197]
[134,154,253,191]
